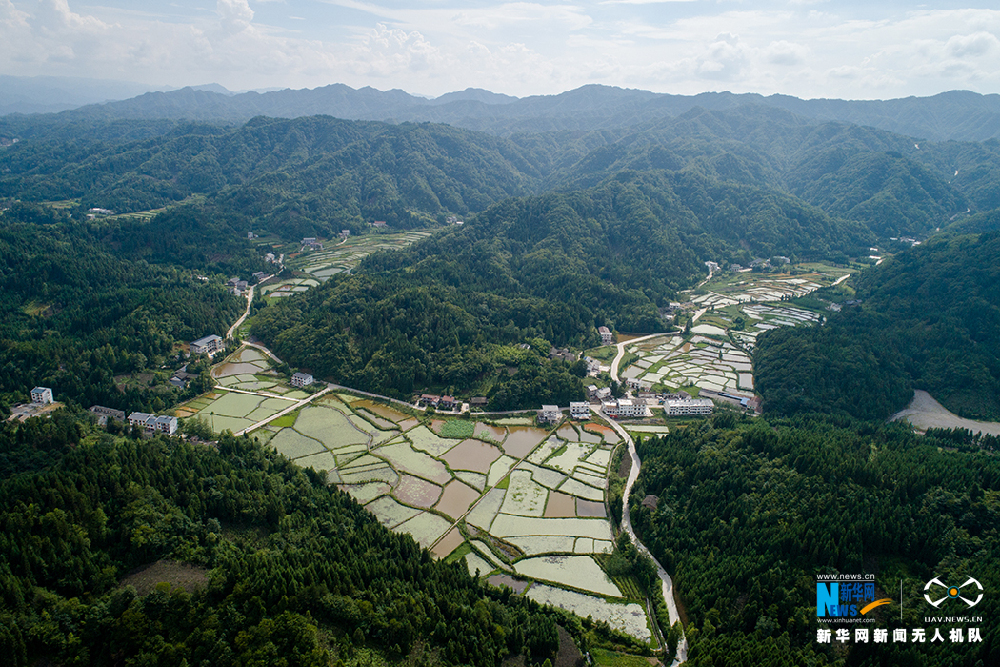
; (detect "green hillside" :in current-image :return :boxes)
[755,232,1000,420]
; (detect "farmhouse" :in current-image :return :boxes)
[569,402,590,419]
[598,326,613,345]
[30,387,53,404]
[469,396,488,408]
[438,395,457,410]
[419,394,441,407]
[89,405,125,423]
[291,372,314,388]
[538,405,562,423]
[190,334,223,356]
[127,412,178,435]
[372,221,388,229]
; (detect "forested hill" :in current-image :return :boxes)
[630,417,1000,666]
[754,231,1000,420]
[0,115,544,236]
[250,174,867,405]
[7,106,997,243]
[0,418,583,666]
[13,82,1000,142]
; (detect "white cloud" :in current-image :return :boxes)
[0,2,999,100]
[216,0,254,34]
[763,40,807,65]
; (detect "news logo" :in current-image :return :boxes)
[817,578,892,618]
[924,577,983,609]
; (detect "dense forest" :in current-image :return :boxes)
[631,416,1000,667]
[5,105,999,245]
[0,203,251,413]
[755,231,1000,420]
[0,413,586,667]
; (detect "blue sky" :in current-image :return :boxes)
[2,1,999,99]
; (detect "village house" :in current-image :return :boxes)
[549,347,577,363]
[419,394,441,408]
[372,221,388,229]
[569,402,590,419]
[537,405,562,423]
[583,356,601,375]
[302,237,324,249]
[190,334,223,356]
[291,372,314,388]
[30,387,53,404]
[469,396,488,409]
[89,405,125,423]
[598,326,613,345]
[438,395,457,411]
[127,412,178,435]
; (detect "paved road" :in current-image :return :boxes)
[602,411,689,666]
[610,333,666,384]
[234,385,333,436]
[227,285,255,340]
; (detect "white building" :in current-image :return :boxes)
[538,405,562,423]
[190,334,223,356]
[595,387,612,401]
[602,399,648,418]
[569,402,590,419]
[30,387,53,404]
[665,398,714,416]
[154,415,178,434]
[291,372,314,388]
[598,326,613,345]
[128,412,178,435]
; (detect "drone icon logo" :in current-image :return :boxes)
[924,577,983,608]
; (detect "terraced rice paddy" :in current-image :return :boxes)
[283,231,433,288]
[514,555,622,596]
[393,475,442,508]
[434,480,480,519]
[527,584,650,640]
[442,439,502,473]
[615,267,848,400]
[194,391,292,434]
[215,379,654,636]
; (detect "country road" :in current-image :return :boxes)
[602,412,689,666]
[227,285,255,340]
[605,331,688,664]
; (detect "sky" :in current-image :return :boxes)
[1,0,999,100]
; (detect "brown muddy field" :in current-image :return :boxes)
[502,427,548,457]
[441,439,503,473]
[435,479,481,519]
[544,491,576,518]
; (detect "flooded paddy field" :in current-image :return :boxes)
[280,231,434,289]
[238,397,654,638]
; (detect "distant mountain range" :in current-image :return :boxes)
[4,77,1000,142]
